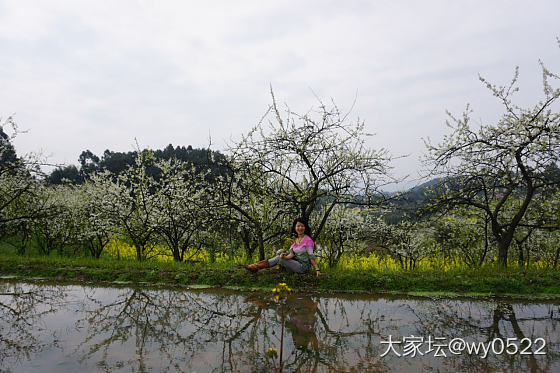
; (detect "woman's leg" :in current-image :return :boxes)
[268,256,280,267]
[267,249,286,267]
[278,258,308,274]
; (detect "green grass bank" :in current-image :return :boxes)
[1,253,559,298]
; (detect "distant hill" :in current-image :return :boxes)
[377,178,446,223]
[381,162,560,223]
[398,178,443,200]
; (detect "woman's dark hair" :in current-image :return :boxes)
[290,217,312,238]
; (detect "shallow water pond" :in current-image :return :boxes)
[0,280,559,372]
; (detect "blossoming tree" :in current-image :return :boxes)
[424,48,560,266]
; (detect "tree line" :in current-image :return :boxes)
[47,144,227,185]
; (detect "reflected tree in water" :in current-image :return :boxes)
[72,288,380,372]
[251,294,384,372]
[5,283,559,372]
[0,283,65,369]
[74,288,264,372]
[405,297,560,373]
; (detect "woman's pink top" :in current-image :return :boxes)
[291,235,315,267]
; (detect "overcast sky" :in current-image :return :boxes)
[1,0,559,190]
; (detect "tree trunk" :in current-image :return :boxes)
[240,229,253,259]
[478,217,489,267]
[497,236,512,267]
[134,242,143,261]
[518,242,524,267]
[172,246,181,262]
[257,228,265,260]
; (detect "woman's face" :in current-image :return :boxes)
[295,222,306,236]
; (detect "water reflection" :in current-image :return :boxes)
[285,297,318,351]
[74,288,269,372]
[1,281,559,372]
[406,299,560,373]
[0,282,65,369]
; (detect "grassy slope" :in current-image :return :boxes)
[1,253,559,297]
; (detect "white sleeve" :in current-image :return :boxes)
[306,245,315,259]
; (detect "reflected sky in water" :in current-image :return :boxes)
[1,281,559,372]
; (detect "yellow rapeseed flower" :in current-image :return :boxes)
[265,347,278,358]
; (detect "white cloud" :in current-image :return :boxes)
[1,0,559,187]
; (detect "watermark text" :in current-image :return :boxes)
[380,335,546,358]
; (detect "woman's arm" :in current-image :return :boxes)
[310,258,320,277]
[306,241,320,277]
[281,248,295,259]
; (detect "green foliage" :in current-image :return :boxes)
[47,145,227,185]
[48,165,83,184]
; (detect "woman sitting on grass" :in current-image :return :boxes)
[244,218,321,277]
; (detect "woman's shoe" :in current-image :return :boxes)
[244,259,269,273]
